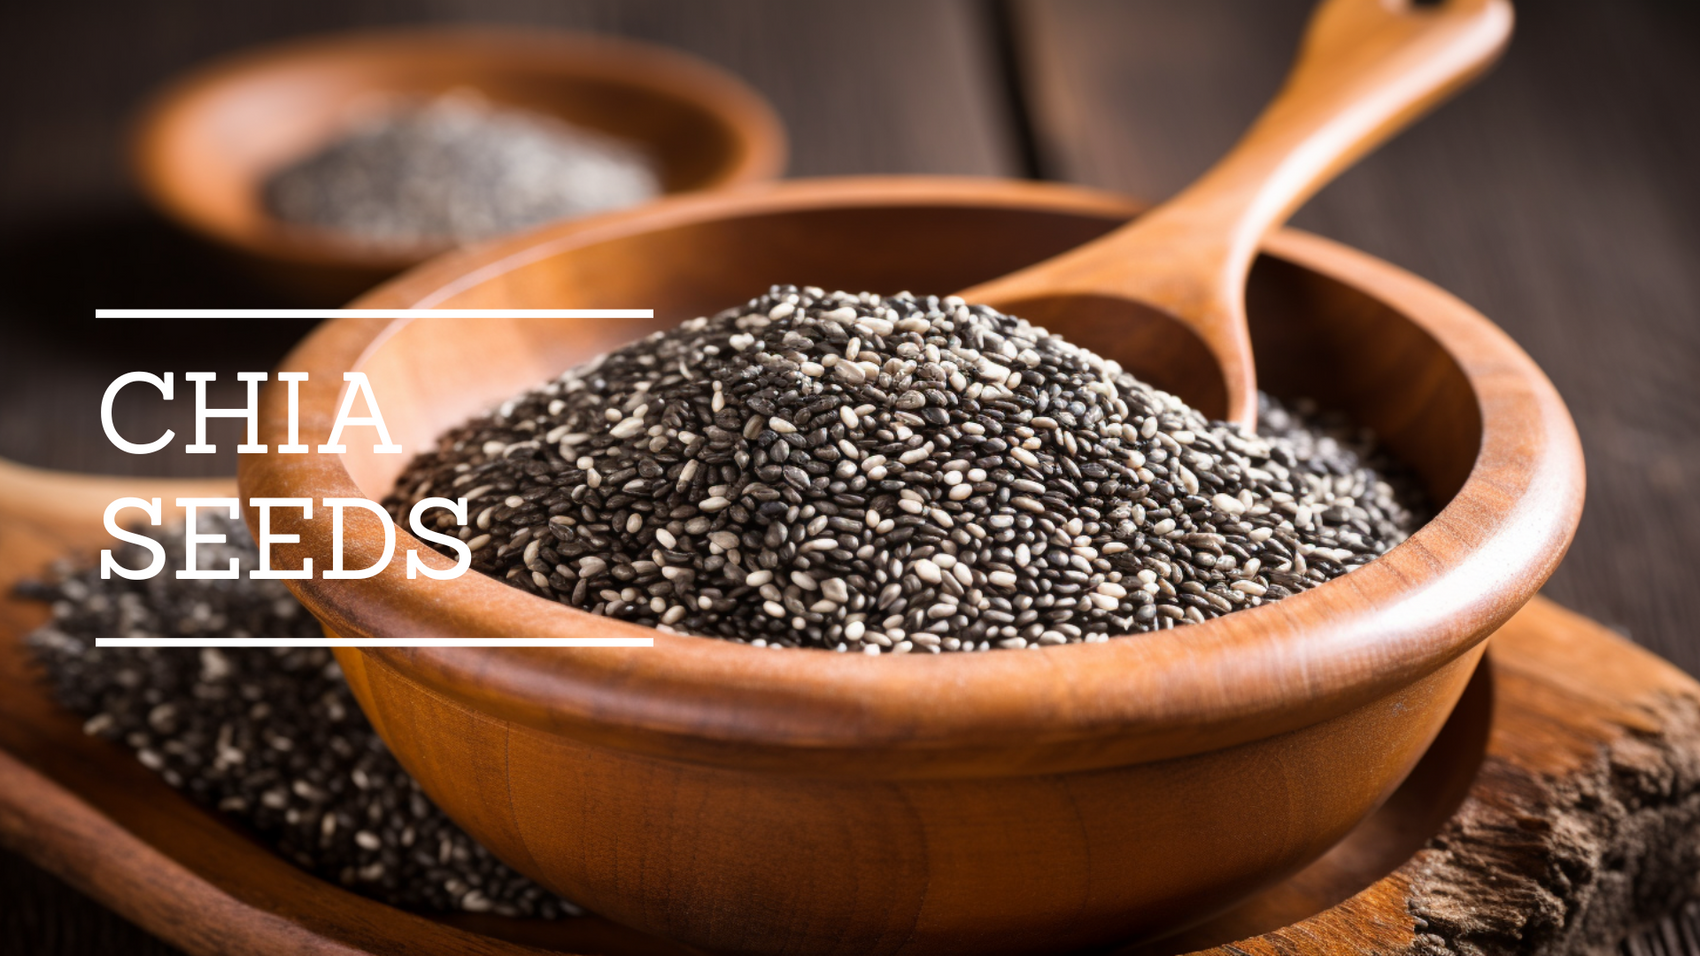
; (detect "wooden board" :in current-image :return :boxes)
[3,527,1696,956]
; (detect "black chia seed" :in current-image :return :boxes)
[265,93,661,247]
[20,516,579,919]
[385,285,1427,653]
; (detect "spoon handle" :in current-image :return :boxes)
[0,456,233,557]
[967,0,1513,428]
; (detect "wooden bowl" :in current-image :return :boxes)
[132,26,786,301]
[238,177,1585,955]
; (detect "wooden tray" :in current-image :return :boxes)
[1,475,1696,955]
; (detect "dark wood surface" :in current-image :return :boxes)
[0,1,1695,953]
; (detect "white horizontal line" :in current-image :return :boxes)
[95,638,653,648]
[94,309,655,319]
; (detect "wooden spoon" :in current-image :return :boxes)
[962,0,1513,428]
[0,457,231,590]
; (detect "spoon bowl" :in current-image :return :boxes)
[966,0,1514,425]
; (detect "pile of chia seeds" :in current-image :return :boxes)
[21,516,577,919]
[265,93,661,247]
[385,285,1425,653]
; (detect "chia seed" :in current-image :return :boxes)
[20,515,578,919]
[265,92,661,247]
[386,286,1426,653]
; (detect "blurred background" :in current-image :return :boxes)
[1,1,1696,951]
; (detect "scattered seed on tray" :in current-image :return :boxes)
[21,515,579,919]
[265,92,661,247]
[386,285,1426,653]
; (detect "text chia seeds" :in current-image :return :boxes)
[385,285,1426,653]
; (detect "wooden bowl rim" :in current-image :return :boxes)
[131,24,788,271]
[240,175,1584,774]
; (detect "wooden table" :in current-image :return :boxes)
[1,2,1696,952]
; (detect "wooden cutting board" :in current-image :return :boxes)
[0,464,1695,954]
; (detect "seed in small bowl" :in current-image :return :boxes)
[265,92,661,248]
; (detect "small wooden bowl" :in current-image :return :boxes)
[239,178,1585,955]
[132,26,786,300]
